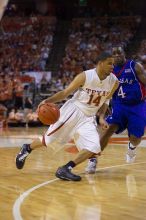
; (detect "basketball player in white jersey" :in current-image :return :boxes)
[16,51,119,181]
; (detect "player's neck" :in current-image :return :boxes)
[96,66,106,81]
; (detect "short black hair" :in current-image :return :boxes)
[96,51,112,62]
[112,46,125,54]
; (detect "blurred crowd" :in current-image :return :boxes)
[55,15,142,88]
[0,15,56,72]
[0,15,56,127]
[0,12,146,128]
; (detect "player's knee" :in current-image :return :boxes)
[41,135,47,146]
[41,135,54,147]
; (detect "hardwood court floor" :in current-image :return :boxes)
[1,127,146,220]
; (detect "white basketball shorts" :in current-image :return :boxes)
[42,100,101,154]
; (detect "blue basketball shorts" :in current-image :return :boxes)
[106,101,146,138]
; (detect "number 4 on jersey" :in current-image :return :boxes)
[118,86,126,98]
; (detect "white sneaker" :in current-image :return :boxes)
[85,158,97,174]
[126,148,136,163]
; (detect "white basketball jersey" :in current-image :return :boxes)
[71,68,117,116]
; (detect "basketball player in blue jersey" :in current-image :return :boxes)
[86,46,146,173]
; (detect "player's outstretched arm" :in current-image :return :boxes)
[106,80,119,100]
[39,72,85,105]
[97,103,109,130]
[135,62,146,85]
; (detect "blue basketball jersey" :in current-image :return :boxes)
[112,60,146,105]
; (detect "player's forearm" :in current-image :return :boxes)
[98,103,109,119]
[107,80,119,99]
[135,63,146,85]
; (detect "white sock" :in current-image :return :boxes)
[128,142,137,150]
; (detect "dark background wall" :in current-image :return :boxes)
[7,0,146,17]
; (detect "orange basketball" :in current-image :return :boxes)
[38,103,60,125]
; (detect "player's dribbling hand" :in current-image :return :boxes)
[36,100,48,113]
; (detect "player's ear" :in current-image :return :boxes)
[100,61,104,67]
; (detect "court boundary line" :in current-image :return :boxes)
[12,161,146,220]
[13,178,59,220]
